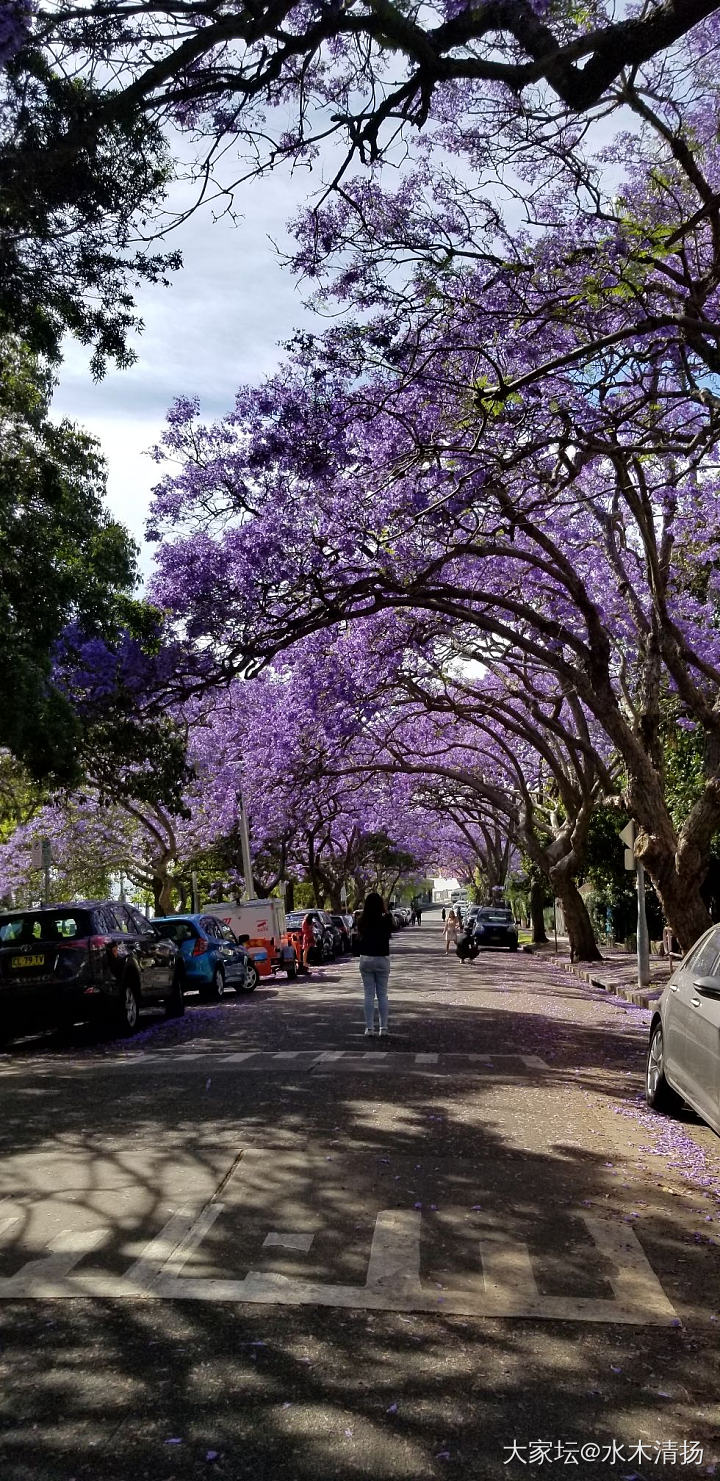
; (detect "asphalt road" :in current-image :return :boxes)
[0,914,719,1481]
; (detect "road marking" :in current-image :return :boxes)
[479,1228,541,1306]
[0,1050,550,1077]
[365,1210,422,1296]
[0,1227,107,1297]
[263,1231,315,1252]
[0,1207,678,1323]
[126,1205,224,1291]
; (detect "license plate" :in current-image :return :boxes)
[10,954,45,968]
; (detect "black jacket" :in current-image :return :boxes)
[358,914,393,956]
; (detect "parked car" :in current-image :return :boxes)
[329,914,352,953]
[153,913,257,996]
[285,910,334,964]
[318,910,344,957]
[646,924,720,1136]
[0,901,182,1041]
[472,907,518,952]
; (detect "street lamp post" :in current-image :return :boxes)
[237,785,254,902]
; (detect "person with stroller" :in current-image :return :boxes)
[456,922,480,964]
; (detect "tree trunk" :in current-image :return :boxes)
[640,840,711,955]
[552,874,601,961]
[153,871,174,915]
[529,878,548,944]
[284,879,295,912]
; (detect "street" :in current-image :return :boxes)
[0,916,719,1481]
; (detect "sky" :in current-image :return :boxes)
[50,107,629,587]
[51,164,316,577]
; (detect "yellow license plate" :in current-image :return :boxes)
[11,954,45,968]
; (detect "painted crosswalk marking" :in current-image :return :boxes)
[0,1051,551,1078]
[126,1204,225,1290]
[0,1204,677,1324]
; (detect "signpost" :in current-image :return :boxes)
[236,786,255,902]
[619,821,650,988]
[31,838,52,905]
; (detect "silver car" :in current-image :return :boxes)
[646,925,720,1135]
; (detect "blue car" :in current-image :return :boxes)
[153,914,259,998]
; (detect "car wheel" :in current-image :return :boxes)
[238,959,259,993]
[116,976,140,1035]
[165,971,185,1018]
[646,1022,683,1114]
[285,960,298,981]
[509,942,518,952]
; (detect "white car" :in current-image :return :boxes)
[646,925,720,1136]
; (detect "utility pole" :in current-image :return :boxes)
[237,785,255,901]
[619,821,650,988]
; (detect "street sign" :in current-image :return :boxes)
[618,821,650,988]
[619,821,636,849]
[30,839,52,869]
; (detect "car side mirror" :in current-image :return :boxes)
[238,934,250,945]
[693,976,720,998]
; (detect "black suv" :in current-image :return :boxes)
[0,901,182,1043]
[472,908,519,952]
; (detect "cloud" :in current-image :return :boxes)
[51,167,316,574]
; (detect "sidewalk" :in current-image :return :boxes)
[533,939,672,1008]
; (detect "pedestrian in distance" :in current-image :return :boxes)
[416,904,422,925]
[441,906,447,922]
[357,890,394,1037]
[301,912,315,972]
[443,909,460,954]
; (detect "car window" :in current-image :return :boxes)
[126,907,150,935]
[102,904,129,933]
[200,918,218,939]
[93,907,119,935]
[155,919,197,944]
[0,909,92,942]
[215,922,238,943]
[0,919,24,943]
[690,937,720,978]
[681,932,717,974]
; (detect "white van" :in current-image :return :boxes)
[202,899,297,979]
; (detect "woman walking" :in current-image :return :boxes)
[357,891,394,1037]
[443,908,460,954]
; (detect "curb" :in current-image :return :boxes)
[550,956,664,1010]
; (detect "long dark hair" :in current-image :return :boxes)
[359,891,386,932]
